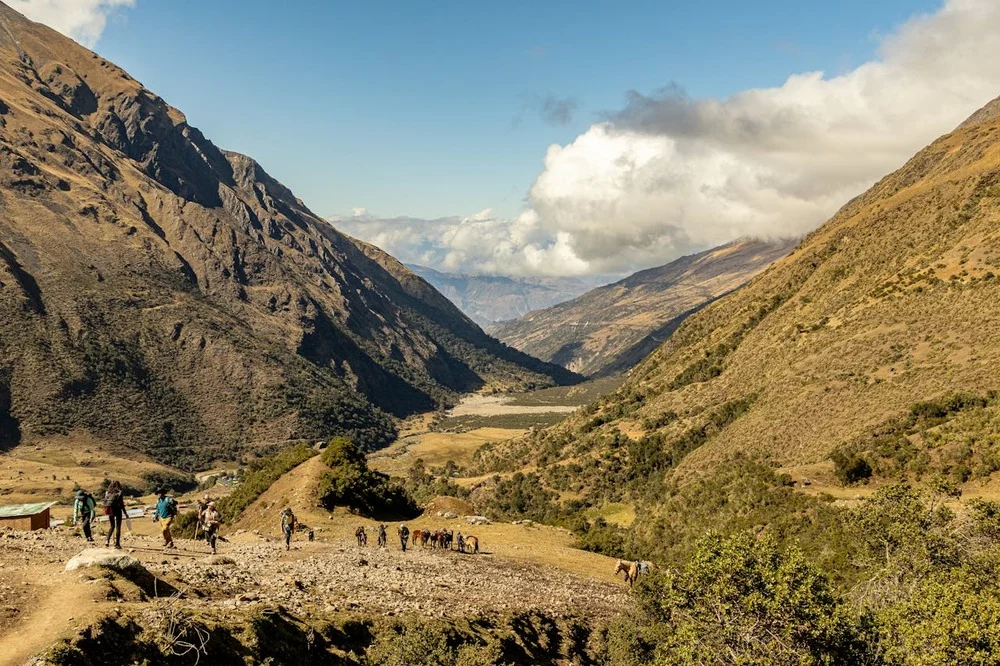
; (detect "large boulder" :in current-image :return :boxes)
[65,548,145,574]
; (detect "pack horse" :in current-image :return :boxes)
[614,559,653,588]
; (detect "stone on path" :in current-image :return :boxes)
[65,548,145,574]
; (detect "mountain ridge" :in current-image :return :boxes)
[406,264,608,327]
[490,238,796,377]
[0,2,576,469]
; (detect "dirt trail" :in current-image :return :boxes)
[0,452,629,661]
[0,539,105,666]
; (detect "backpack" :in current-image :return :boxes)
[78,493,95,517]
[165,497,178,518]
[103,490,120,516]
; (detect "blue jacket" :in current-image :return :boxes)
[156,497,177,520]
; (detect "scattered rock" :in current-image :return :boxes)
[443,512,458,519]
[466,516,491,525]
[206,555,236,566]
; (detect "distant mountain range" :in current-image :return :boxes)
[406,265,609,327]
[489,239,797,377]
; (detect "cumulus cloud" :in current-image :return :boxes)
[344,0,1000,276]
[8,0,134,47]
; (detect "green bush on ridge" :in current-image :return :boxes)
[317,437,418,519]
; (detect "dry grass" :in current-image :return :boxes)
[369,428,526,477]
[0,434,184,505]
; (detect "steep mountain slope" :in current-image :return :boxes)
[407,264,605,327]
[491,239,795,377]
[0,4,576,469]
[477,93,1000,497]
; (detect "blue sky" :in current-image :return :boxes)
[87,0,942,220]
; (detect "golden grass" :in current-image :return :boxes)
[369,427,526,477]
[0,433,183,505]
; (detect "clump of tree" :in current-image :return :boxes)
[317,437,417,518]
[831,392,1000,485]
[600,532,868,665]
[141,469,197,494]
[403,457,470,505]
[600,483,1000,665]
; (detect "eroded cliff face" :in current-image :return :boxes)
[0,3,575,468]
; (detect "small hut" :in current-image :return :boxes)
[0,502,56,531]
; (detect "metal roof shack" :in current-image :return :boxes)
[0,502,56,531]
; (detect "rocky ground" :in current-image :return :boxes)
[0,525,628,664]
[155,534,625,621]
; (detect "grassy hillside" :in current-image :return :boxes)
[480,95,1000,494]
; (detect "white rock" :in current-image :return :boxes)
[465,516,491,525]
[65,548,144,574]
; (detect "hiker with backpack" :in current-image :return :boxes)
[202,501,222,554]
[398,523,410,552]
[154,489,178,549]
[102,480,126,550]
[377,523,387,549]
[280,508,297,551]
[72,489,97,543]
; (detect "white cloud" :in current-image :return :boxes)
[8,0,134,47]
[345,0,1000,276]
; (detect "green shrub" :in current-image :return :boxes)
[877,564,1000,665]
[216,444,316,523]
[600,531,868,666]
[832,452,873,485]
[317,437,418,518]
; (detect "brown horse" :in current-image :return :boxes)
[614,560,653,588]
[464,535,479,554]
[412,529,424,547]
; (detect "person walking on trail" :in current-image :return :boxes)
[202,501,222,554]
[281,508,297,551]
[195,495,211,539]
[154,489,178,549]
[102,480,126,550]
[355,525,367,547]
[377,524,387,549]
[456,532,465,553]
[73,489,97,543]
[398,523,410,552]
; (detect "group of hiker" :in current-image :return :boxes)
[71,484,221,553]
[71,487,480,558]
[72,481,126,549]
[354,523,479,554]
